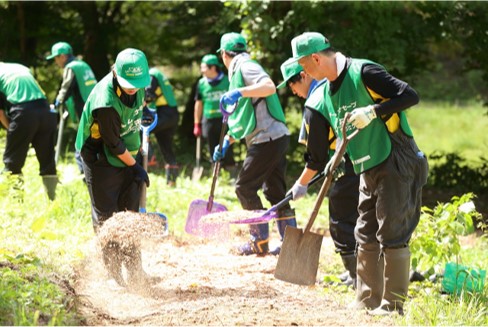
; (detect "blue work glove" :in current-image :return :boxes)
[131,162,150,187]
[54,99,60,108]
[221,89,242,107]
[289,181,308,201]
[324,157,346,181]
[348,105,377,129]
[213,137,230,162]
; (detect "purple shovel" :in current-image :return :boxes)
[184,99,238,238]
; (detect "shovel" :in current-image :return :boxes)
[230,170,327,225]
[192,136,204,181]
[140,108,168,236]
[274,114,358,286]
[185,100,237,238]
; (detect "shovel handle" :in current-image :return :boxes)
[262,170,327,216]
[207,112,228,212]
[304,113,359,233]
[196,136,201,167]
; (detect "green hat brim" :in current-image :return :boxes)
[46,54,56,60]
[276,80,287,89]
[117,75,151,89]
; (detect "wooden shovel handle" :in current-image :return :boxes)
[304,113,359,233]
[207,114,228,211]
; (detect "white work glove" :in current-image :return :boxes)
[348,105,377,129]
[290,181,308,201]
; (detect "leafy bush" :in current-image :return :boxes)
[410,193,482,276]
[427,152,488,194]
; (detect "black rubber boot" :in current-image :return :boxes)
[368,246,410,316]
[340,253,357,289]
[349,243,384,310]
[102,241,126,287]
[42,175,58,201]
[123,244,150,291]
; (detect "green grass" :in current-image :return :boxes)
[0,101,487,325]
[407,102,488,164]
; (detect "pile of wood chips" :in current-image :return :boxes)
[97,211,166,249]
[201,209,266,224]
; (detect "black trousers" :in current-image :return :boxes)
[328,155,360,255]
[151,105,178,165]
[81,153,140,230]
[203,117,235,166]
[235,135,290,242]
[3,100,56,175]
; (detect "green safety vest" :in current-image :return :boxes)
[148,67,177,108]
[327,58,414,174]
[227,59,286,140]
[304,81,336,157]
[0,63,46,105]
[66,59,97,102]
[75,73,144,167]
[197,76,229,119]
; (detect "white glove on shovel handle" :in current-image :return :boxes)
[348,105,377,129]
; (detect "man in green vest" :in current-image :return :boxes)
[0,62,58,200]
[214,32,296,256]
[290,32,429,315]
[75,48,151,288]
[144,67,179,187]
[194,54,235,169]
[277,58,360,288]
[47,41,97,174]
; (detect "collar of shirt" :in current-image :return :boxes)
[307,78,328,98]
[336,52,346,77]
[228,53,250,80]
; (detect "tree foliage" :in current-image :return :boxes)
[0,1,487,103]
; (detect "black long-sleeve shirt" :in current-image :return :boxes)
[303,58,419,171]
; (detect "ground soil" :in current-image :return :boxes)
[73,229,396,326]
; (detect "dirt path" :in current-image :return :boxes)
[74,234,395,326]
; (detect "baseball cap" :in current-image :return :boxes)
[46,42,73,60]
[291,32,330,62]
[217,32,247,53]
[114,48,150,89]
[201,54,222,67]
[277,57,304,89]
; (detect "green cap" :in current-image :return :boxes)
[114,48,150,89]
[46,42,73,60]
[201,54,221,67]
[217,32,247,53]
[277,57,304,89]
[291,32,330,61]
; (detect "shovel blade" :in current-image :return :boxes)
[192,166,204,181]
[274,226,323,286]
[185,199,229,239]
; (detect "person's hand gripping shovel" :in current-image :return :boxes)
[275,113,359,286]
[140,107,168,236]
[184,97,238,239]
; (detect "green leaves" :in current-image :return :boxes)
[410,193,482,275]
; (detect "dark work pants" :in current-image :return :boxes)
[355,131,429,248]
[81,155,140,230]
[151,105,178,166]
[328,155,360,255]
[236,135,290,242]
[3,100,57,175]
[203,117,235,166]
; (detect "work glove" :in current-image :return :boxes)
[324,157,346,181]
[54,99,60,108]
[221,89,242,107]
[289,181,308,201]
[348,105,377,129]
[193,123,202,137]
[213,137,230,162]
[131,162,150,187]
